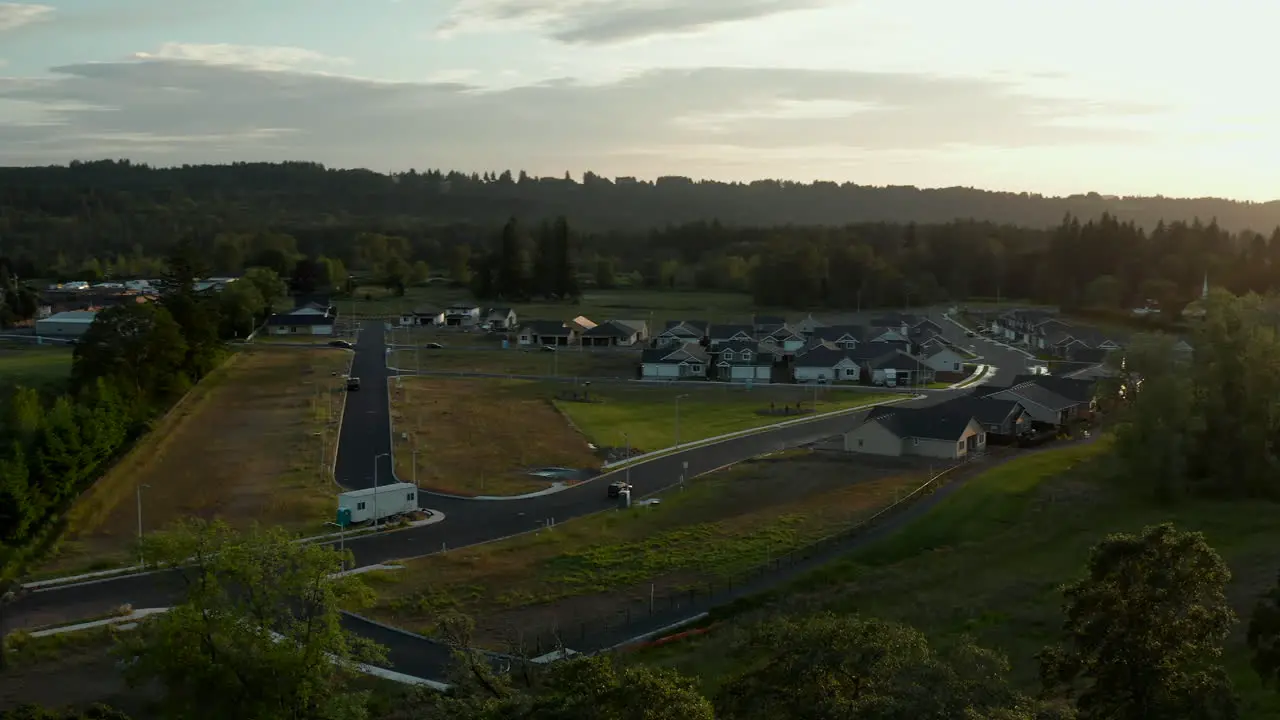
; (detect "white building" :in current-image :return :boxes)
[36,310,98,337]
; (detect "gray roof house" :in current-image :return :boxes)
[484,307,518,330]
[714,341,773,383]
[843,406,986,459]
[707,323,756,346]
[518,320,575,345]
[930,396,1030,437]
[983,381,1084,426]
[641,343,710,380]
[582,319,644,346]
[657,320,709,347]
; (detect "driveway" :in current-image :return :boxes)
[1,318,998,682]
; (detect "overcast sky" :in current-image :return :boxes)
[2,0,1277,200]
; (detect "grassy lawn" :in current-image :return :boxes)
[390,378,599,496]
[389,346,639,378]
[637,437,1280,718]
[365,450,931,648]
[556,384,902,454]
[34,348,351,577]
[0,345,74,394]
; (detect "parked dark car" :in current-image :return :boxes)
[346,377,361,391]
[424,342,445,349]
[329,340,354,349]
[607,480,632,498]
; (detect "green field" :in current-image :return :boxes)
[556,384,902,453]
[388,347,639,378]
[0,346,74,393]
[639,437,1280,718]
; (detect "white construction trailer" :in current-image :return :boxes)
[338,482,418,524]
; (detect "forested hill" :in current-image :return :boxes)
[4,160,1279,233]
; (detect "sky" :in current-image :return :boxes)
[1,0,1278,201]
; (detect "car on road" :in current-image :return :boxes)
[965,331,975,337]
[607,480,632,498]
[541,345,557,352]
[424,342,445,349]
[329,340,354,349]
[346,377,361,391]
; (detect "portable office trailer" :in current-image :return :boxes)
[337,482,418,524]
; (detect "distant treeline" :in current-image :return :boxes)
[4,161,1280,315]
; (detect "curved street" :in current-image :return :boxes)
[4,310,1020,682]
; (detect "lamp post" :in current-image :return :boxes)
[412,447,420,489]
[623,433,631,485]
[674,394,689,447]
[373,452,390,528]
[326,521,346,570]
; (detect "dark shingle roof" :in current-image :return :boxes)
[1007,374,1096,404]
[583,320,637,338]
[812,325,870,343]
[931,396,1025,427]
[266,313,334,326]
[662,320,708,335]
[521,320,571,336]
[709,323,755,339]
[864,406,978,442]
[985,383,1078,411]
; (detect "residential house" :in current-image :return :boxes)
[793,341,900,383]
[792,314,828,335]
[265,311,335,336]
[582,320,643,347]
[752,315,787,335]
[518,320,576,346]
[793,345,865,383]
[568,315,597,335]
[810,325,869,350]
[656,320,708,348]
[991,309,1056,342]
[930,396,1030,440]
[920,344,966,375]
[713,341,773,383]
[865,325,912,345]
[912,318,944,335]
[484,307,519,331]
[869,312,919,329]
[1026,318,1075,352]
[401,307,445,326]
[641,343,710,380]
[707,323,756,347]
[615,319,649,342]
[760,325,805,354]
[983,381,1084,427]
[842,406,986,459]
[868,351,935,386]
[443,303,481,327]
[1006,374,1098,410]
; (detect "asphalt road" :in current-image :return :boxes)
[2,316,997,681]
[926,309,1031,387]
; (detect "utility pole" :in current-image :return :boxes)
[326,521,346,571]
[136,483,151,564]
[624,433,631,485]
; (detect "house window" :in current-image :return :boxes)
[357,501,366,510]
[912,438,919,446]
[723,351,736,361]
[957,441,964,451]
[858,439,864,447]
[742,352,753,362]
[690,364,703,373]
[406,492,415,501]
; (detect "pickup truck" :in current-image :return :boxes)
[607,480,632,498]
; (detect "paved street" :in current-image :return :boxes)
[3,316,1005,683]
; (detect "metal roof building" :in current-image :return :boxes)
[35,310,98,338]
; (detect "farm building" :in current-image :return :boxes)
[35,310,98,338]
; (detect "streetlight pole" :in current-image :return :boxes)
[412,447,419,489]
[326,521,346,571]
[624,433,631,485]
[373,452,390,528]
[674,394,689,447]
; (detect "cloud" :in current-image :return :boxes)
[438,0,835,44]
[0,57,1159,174]
[0,2,54,31]
[131,43,350,72]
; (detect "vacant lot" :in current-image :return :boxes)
[0,345,74,394]
[640,437,1280,718]
[388,346,639,378]
[556,385,902,453]
[390,378,599,496]
[37,348,351,576]
[366,451,930,648]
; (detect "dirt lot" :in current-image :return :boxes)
[390,378,601,496]
[388,346,640,378]
[36,348,351,576]
[366,450,931,648]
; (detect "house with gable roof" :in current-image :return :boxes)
[713,340,773,383]
[641,343,710,380]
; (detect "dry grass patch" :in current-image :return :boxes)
[37,348,350,575]
[388,347,639,378]
[391,378,599,496]
[366,451,929,647]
